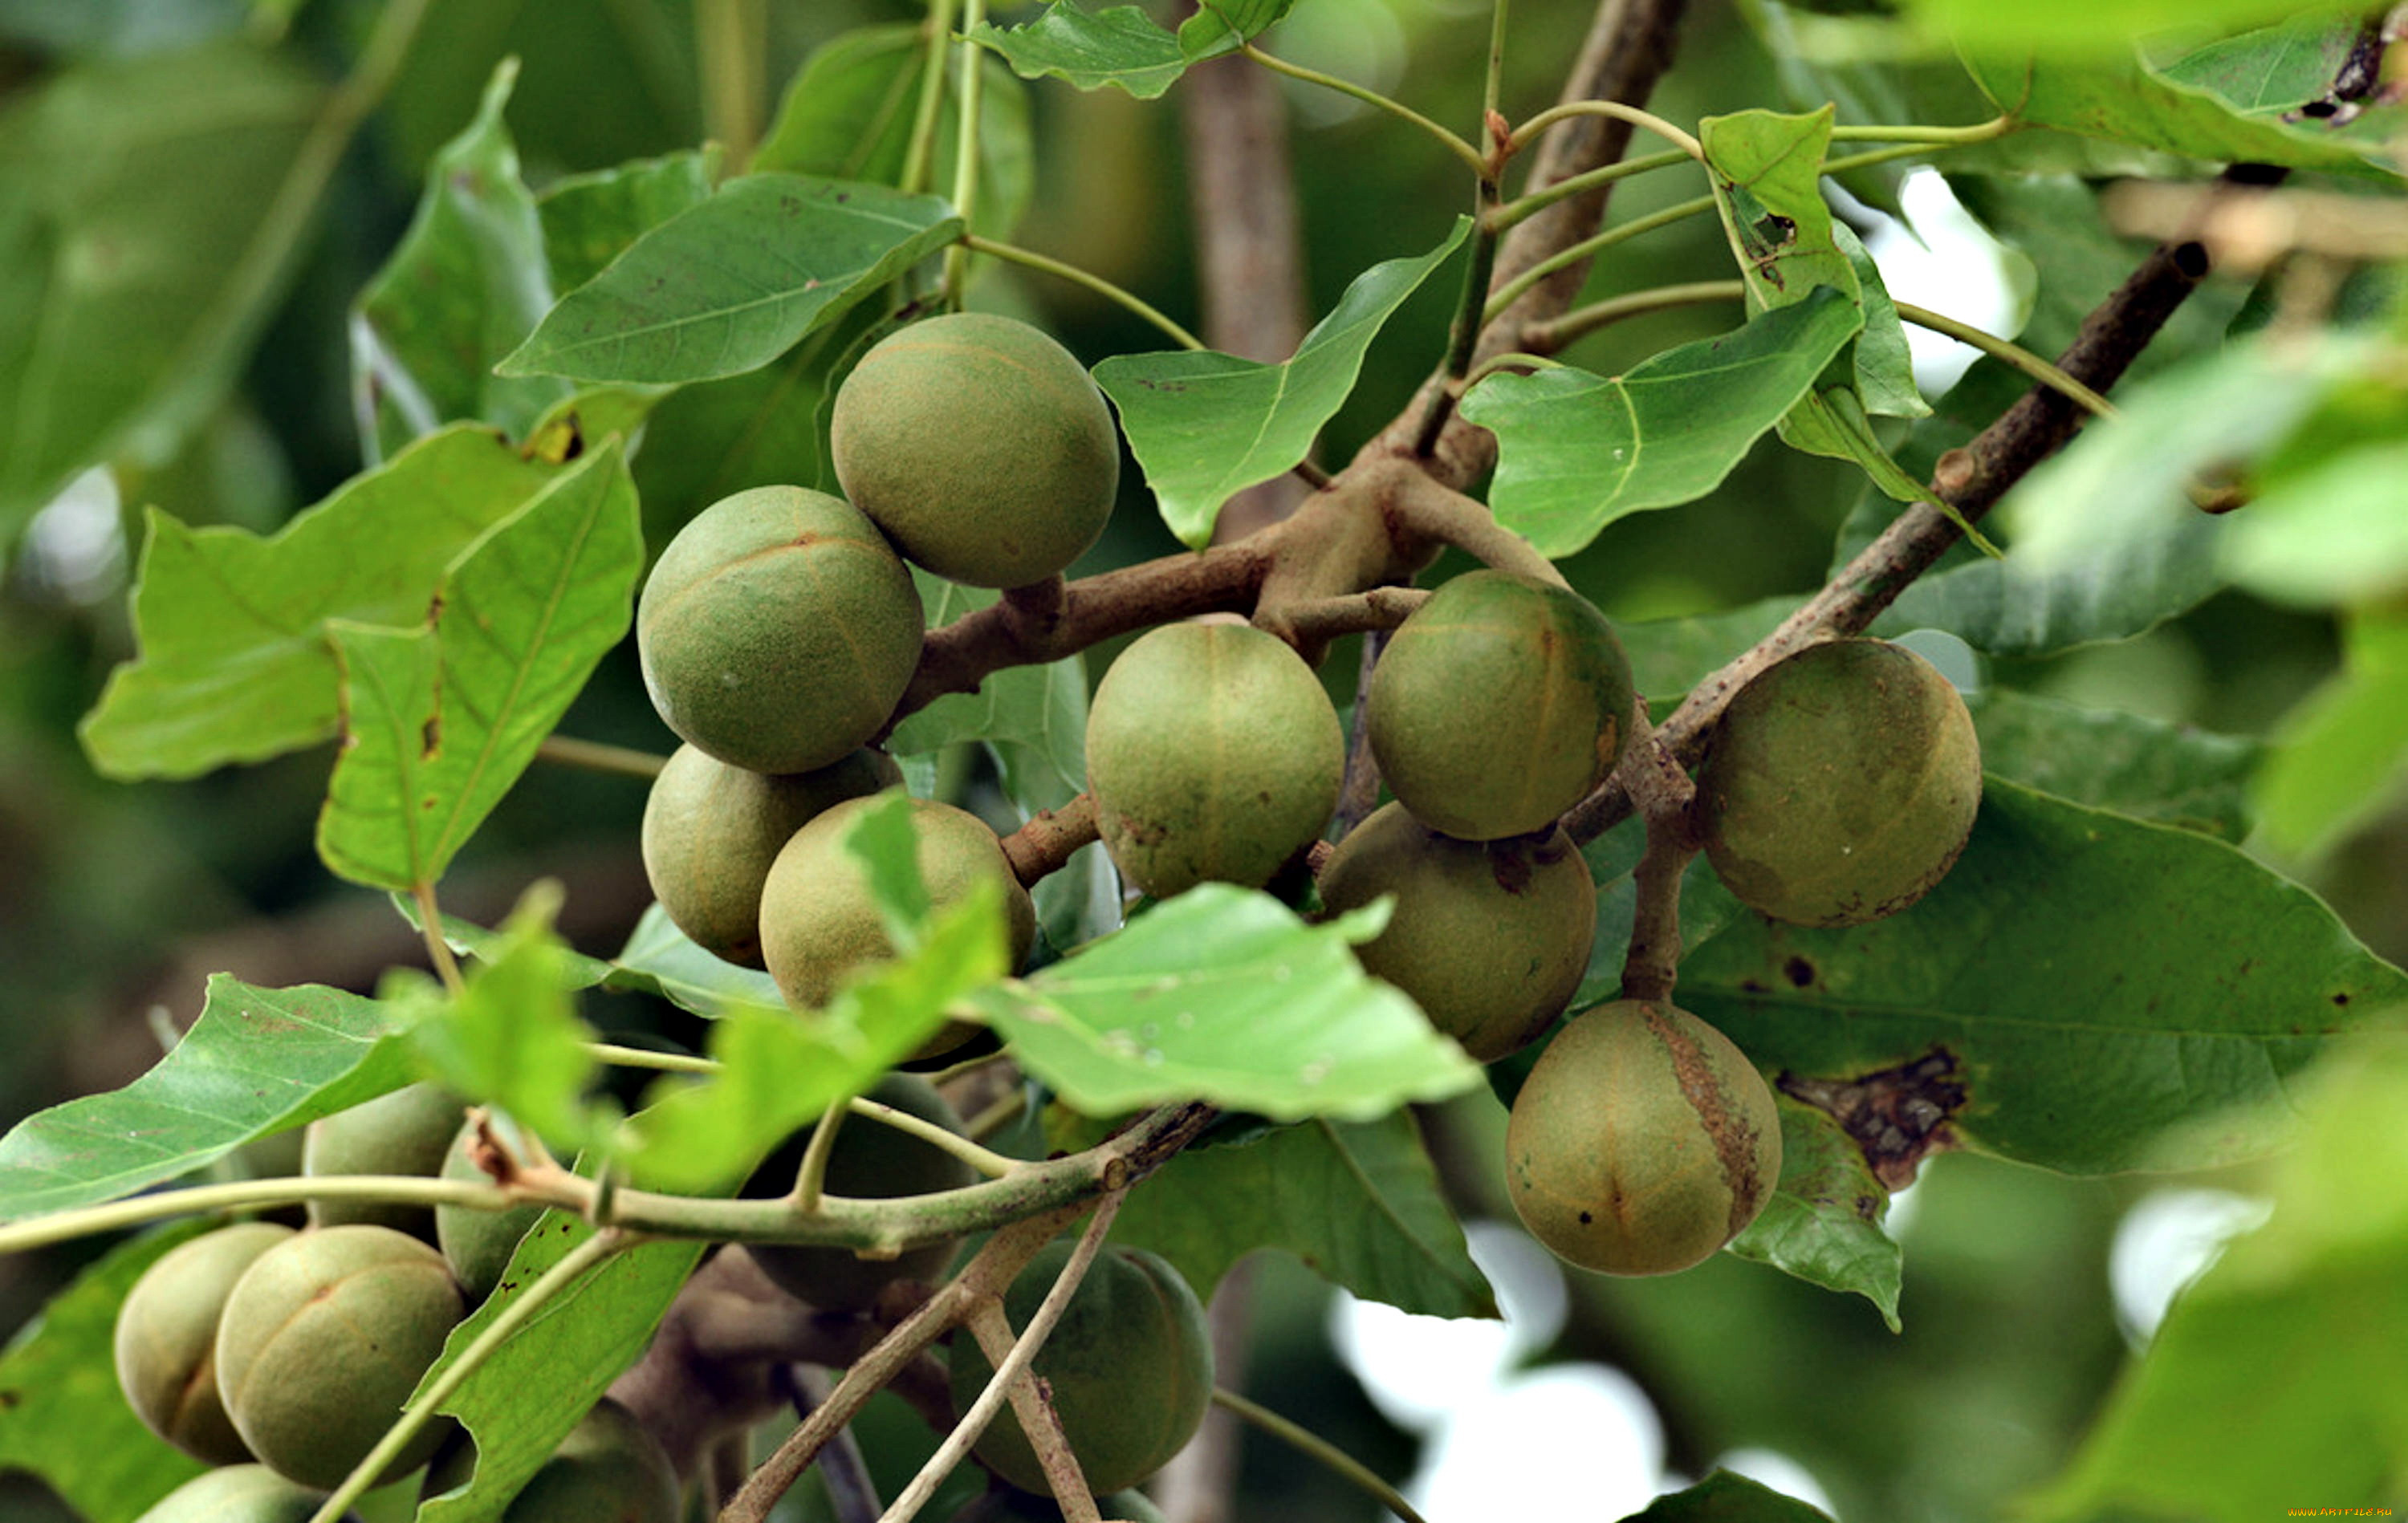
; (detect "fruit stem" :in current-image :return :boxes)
[958,235,1206,351]
[1253,586,1431,649]
[1613,704,1701,1004]
[999,792,1102,887]
[966,1298,1104,1523]
[851,1094,1023,1179]
[1385,469,1567,590]
[1210,1388,1435,1523]
[883,1193,1126,1523]
[307,1227,633,1523]
[1238,41,1488,178]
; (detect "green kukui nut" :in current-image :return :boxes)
[422,1397,678,1523]
[1506,1000,1782,1277]
[759,794,1036,1013]
[214,1224,468,1489]
[433,1117,547,1305]
[636,485,924,774]
[303,1082,465,1240]
[1697,638,1982,927]
[744,1073,978,1311]
[949,1243,1213,1496]
[947,1486,1169,1523]
[114,1221,296,1465]
[831,312,1120,590]
[1367,571,1636,841]
[132,1463,357,1523]
[641,742,903,966]
[1086,622,1344,898]
[1317,802,1597,1062]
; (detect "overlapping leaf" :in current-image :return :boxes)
[977,887,1484,1121]
[2251,607,2408,860]
[969,0,1295,100]
[500,174,960,384]
[1095,218,1468,547]
[317,441,643,891]
[535,149,718,292]
[1728,1100,1903,1329]
[613,905,786,1014]
[1971,689,2263,840]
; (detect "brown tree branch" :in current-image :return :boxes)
[1000,794,1101,887]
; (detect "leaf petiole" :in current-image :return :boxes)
[959,234,1206,350]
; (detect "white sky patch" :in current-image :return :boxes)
[1853,168,2030,397]
[2109,1187,2272,1344]
[16,466,126,607]
[1327,1220,1568,1433]
[1714,1446,1841,1517]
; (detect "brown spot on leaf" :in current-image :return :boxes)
[1780,1047,1967,1190]
[1783,956,1816,989]
[421,717,441,760]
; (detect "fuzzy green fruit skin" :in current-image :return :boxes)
[641,743,903,966]
[746,1074,978,1311]
[214,1224,467,1489]
[636,486,923,774]
[1086,623,1344,897]
[132,1464,354,1523]
[433,1118,547,1304]
[422,1398,678,1523]
[1507,1000,1782,1277]
[832,312,1119,589]
[950,1244,1213,1496]
[114,1221,295,1465]
[1697,639,1982,927]
[303,1082,463,1239]
[759,794,1035,1016]
[1318,803,1596,1062]
[1367,571,1635,840]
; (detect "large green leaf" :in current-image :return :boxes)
[1462,288,1862,558]
[0,978,413,1224]
[2155,10,2365,117]
[2026,1031,2408,1522]
[79,424,573,780]
[499,174,960,384]
[1727,1100,1902,1330]
[417,1216,705,1523]
[969,0,1294,100]
[1095,219,1470,548]
[2221,440,2408,609]
[316,441,643,891]
[1905,0,2358,58]
[755,24,1034,242]
[2251,607,2408,860]
[976,887,1484,1122]
[0,39,320,536]
[1110,1112,1497,1318]
[535,149,719,294]
[1970,688,2262,841]
[1621,1470,1837,1521]
[0,1221,214,1523]
[613,904,787,1015]
[352,59,567,465]
[1681,780,2408,1175]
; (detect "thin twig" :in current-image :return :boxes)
[961,236,1206,351]
[1210,1387,1432,1523]
[535,734,669,779]
[1239,42,1487,176]
[850,1095,1023,1180]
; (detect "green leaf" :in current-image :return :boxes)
[1680,779,2408,1175]
[969,1,1293,99]
[317,441,643,891]
[2221,439,2408,608]
[0,977,413,1224]
[499,174,961,384]
[0,1221,214,1523]
[0,39,322,535]
[975,886,1484,1122]
[843,788,934,948]
[1111,1112,1497,1318]
[1727,1099,1902,1330]
[1969,688,2263,841]
[1909,0,2358,62]
[1462,288,1862,558]
[1094,219,1469,547]
[612,904,785,1015]
[1832,220,1926,421]
[620,889,1009,1191]
[417,1217,705,1523]
[1960,45,2395,178]
[2025,1031,2408,1523]
[2251,607,2408,860]
[351,59,568,465]
[79,424,574,780]
[535,148,719,294]
[755,24,1035,242]
[1701,108,1855,315]
[2155,10,2365,117]
[1619,1468,1837,1521]
[887,571,1088,805]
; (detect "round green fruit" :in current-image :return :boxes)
[1696,638,1982,927]
[215,1224,467,1488]
[303,1082,464,1240]
[636,485,924,774]
[832,313,1119,589]
[114,1221,295,1465]
[434,1116,547,1304]
[1086,622,1344,897]
[422,1398,678,1523]
[759,794,1035,1015]
[1505,1000,1782,1277]
[745,1073,978,1311]
[132,1464,355,1523]
[1317,802,1595,1062]
[1367,571,1636,840]
[950,1243,1212,1497]
[641,742,902,966]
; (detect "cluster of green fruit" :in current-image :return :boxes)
[112,1085,677,1521]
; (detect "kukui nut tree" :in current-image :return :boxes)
[3,3,2406,1523]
